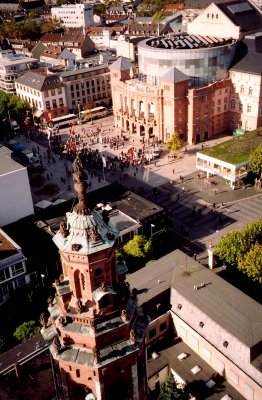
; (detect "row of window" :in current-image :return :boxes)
[0,263,25,282]
[16,85,63,98]
[231,101,252,112]
[46,98,64,109]
[232,85,254,95]
[179,326,255,400]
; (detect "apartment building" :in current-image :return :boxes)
[40,33,96,60]
[15,70,68,120]
[0,228,30,305]
[51,3,94,29]
[0,53,38,94]
[59,64,111,112]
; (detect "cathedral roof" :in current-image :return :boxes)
[160,67,189,84]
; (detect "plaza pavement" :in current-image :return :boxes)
[4,116,262,254]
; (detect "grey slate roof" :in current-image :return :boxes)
[161,67,189,84]
[109,56,133,71]
[127,249,262,349]
[230,34,262,74]
[16,71,63,91]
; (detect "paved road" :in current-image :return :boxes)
[3,118,262,254]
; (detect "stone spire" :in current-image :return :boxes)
[72,153,90,215]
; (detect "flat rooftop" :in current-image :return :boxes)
[144,33,235,50]
[199,129,262,165]
[0,146,24,175]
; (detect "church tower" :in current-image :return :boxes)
[41,155,148,400]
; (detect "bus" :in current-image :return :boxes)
[80,106,108,122]
[49,114,78,130]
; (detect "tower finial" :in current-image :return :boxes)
[72,153,90,214]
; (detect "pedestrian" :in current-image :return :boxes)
[213,202,216,209]
[194,253,197,261]
[176,194,180,202]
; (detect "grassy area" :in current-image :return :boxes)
[200,129,262,165]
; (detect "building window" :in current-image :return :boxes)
[11,263,25,276]
[149,328,157,339]
[191,336,199,350]
[44,90,49,97]
[248,87,253,95]
[231,100,235,110]
[229,370,239,385]
[203,347,211,361]
[51,89,56,96]
[240,85,244,94]
[247,105,251,112]
[245,384,254,400]
[160,321,167,332]
[239,104,243,112]
[57,88,62,95]
[216,358,225,373]
[76,369,80,378]
[52,100,57,108]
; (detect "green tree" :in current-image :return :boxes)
[249,145,262,176]
[40,17,63,34]
[152,11,164,35]
[13,321,40,342]
[166,133,183,154]
[158,374,188,400]
[215,230,247,266]
[238,242,262,282]
[93,3,107,16]
[123,235,152,258]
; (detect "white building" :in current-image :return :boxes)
[0,146,34,227]
[0,228,31,305]
[0,53,38,94]
[15,70,68,121]
[51,3,94,29]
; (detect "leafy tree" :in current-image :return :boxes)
[13,321,40,342]
[40,17,63,34]
[158,373,188,400]
[28,11,39,19]
[166,133,183,154]
[238,242,262,282]
[249,145,262,176]
[215,230,247,266]
[215,219,262,282]
[93,3,107,15]
[123,235,152,258]
[152,11,164,35]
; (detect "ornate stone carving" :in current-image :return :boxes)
[90,225,100,243]
[39,313,48,329]
[72,153,89,214]
[76,298,82,313]
[58,315,66,327]
[121,308,129,322]
[71,243,82,251]
[53,337,61,355]
[130,329,137,345]
[47,296,53,307]
[101,282,107,292]
[59,221,69,238]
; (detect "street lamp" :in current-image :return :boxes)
[40,274,45,287]
[150,224,155,237]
